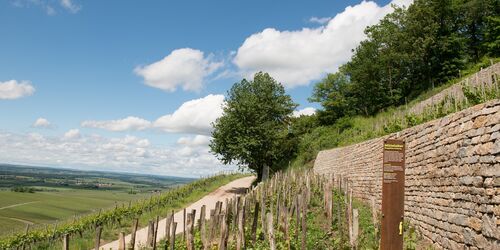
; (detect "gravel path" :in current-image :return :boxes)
[99,176,255,250]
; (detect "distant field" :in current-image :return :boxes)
[0,189,149,235]
[0,164,194,236]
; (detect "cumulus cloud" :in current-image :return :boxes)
[32,118,52,128]
[293,107,317,117]
[177,135,211,147]
[0,132,235,178]
[233,0,413,88]
[0,80,35,100]
[134,48,223,92]
[153,94,225,135]
[81,116,151,132]
[63,129,80,139]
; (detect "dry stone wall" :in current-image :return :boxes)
[314,100,500,249]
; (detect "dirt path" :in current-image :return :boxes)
[0,201,39,210]
[100,176,255,250]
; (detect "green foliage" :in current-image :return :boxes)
[10,186,36,193]
[310,0,500,124]
[210,72,298,181]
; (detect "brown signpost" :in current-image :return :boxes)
[381,139,405,250]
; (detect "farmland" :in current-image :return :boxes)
[0,164,194,236]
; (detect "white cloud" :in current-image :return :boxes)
[153,94,225,135]
[293,107,317,117]
[11,0,81,15]
[32,118,52,128]
[233,0,413,88]
[0,132,235,178]
[81,116,151,132]
[134,48,223,92]
[63,129,80,139]
[309,16,331,24]
[0,80,35,100]
[60,0,80,13]
[177,135,211,147]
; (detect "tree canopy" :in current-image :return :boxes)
[311,0,500,124]
[210,72,297,181]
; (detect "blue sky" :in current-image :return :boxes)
[0,0,411,177]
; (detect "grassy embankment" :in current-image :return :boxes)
[293,58,500,169]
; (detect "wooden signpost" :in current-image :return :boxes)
[380,139,405,250]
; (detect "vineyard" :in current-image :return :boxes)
[150,170,417,249]
[0,173,246,249]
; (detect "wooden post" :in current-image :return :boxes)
[251,201,259,244]
[94,226,102,250]
[153,216,159,250]
[183,208,187,242]
[237,199,246,250]
[260,188,267,241]
[118,232,126,250]
[200,205,207,249]
[146,220,154,247]
[165,213,172,247]
[352,209,359,249]
[62,234,69,250]
[301,194,307,250]
[267,212,275,250]
[170,222,177,250]
[186,212,194,250]
[218,213,228,250]
[129,218,138,250]
[295,195,300,244]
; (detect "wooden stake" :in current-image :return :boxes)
[129,218,139,250]
[170,222,177,250]
[352,209,359,249]
[165,212,172,247]
[186,212,194,250]
[218,213,228,250]
[62,234,69,250]
[118,232,126,250]
[301,195,307,250]
[237,199,246,250]
[94,226,102,250]
[183,208,187,242]
[267,212,276,250]
[153,216,159,250]
[146,220,154,247]
[251,202,259,244]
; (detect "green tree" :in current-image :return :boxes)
[210,72,298,182]
[309,71,354,123]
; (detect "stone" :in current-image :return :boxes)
[473,116,488,129]
[484,177,494,187]
[492,140,500,155]
[463,227,474,245]
[468,217,482,231]
[459,176,483,186]
[476,164,500,177]
[491,131,500,141]
[482,214,499,240]
[476,142,494,155]
[458,147,469,158]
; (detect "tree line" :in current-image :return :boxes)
[311,0,499,124]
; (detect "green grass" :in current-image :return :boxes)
[0,189,149,235]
